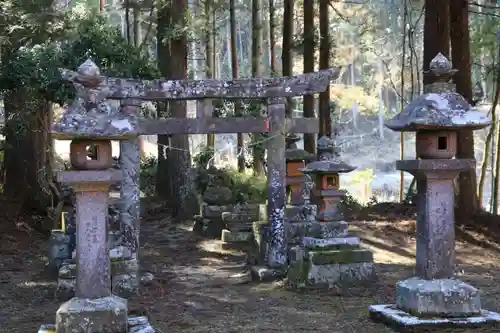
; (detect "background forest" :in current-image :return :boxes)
[0,0,498,229]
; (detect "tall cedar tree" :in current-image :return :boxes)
[450,0,478,219]
[303,0,316,154]
[318,0,331,137]
[156,0,197,219]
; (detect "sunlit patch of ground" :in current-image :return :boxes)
[2,205,500,333]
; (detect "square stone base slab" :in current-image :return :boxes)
[56,296,128,333]
[369,304,500,332]
[251,265,286,282]
[38,316,154,333]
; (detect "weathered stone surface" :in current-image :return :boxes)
[56,296,128,333]
[112,273,138,298]
[287,246,375,290]
[55,277,75,301]
[221,229,253,243]
[285,205,317,222]
[59,264,77,279]
[396,278,482,318]
[250,265,286,282]
[128,316,155,333]
[37,324,56,333]
[48,230,71,276]
[203,186,233,205]
[309,249,373,265]
[286,221,348,244]
[369,304,500,331]
[302,236,360,250]
[110,246,133,261]
[141,272,155,286]
[59,63,340,100]
[111,258,139,276]
[201,204,231,218]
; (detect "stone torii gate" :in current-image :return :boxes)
[56,60,339,274]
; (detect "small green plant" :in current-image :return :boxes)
[340,191,363,213]
[140,155,157,197]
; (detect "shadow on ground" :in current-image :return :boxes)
[1,200,500,333]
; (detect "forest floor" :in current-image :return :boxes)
[2,200,500,333]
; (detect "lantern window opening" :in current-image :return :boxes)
[86,144,99,160]
[326,176,337,187]
[437,136,448,150]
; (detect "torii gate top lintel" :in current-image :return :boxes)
[59,59,340,101]
[52,59,339,140]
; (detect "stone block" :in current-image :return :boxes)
[38,324,55,333]
[59,264,76,279]
[221,229,253,243]
[287,221,348,245]
[286,246,375,290]
[369,304,500,331]
[111,258,139,276]
[48,230,71,276]
[252,221,269,264]
[396,278,482,318]
[56,278,75,301]
[128,316,155,333]
[112,273,138,298]
[201,204,231,218]
[56,296,128,333]
[250,265,286,282]
[302,236,360,250]
[285,205,317,222]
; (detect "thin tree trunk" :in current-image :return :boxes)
[318,0,331,137]
[478,76,499,208]
[229,0,245,173]
[205,0,215,156]
[450,0,478,220]
[423,0,450,85]
[251,0,264,175]
[302,0,315,154]
[268,0,276,74]
[282,0,294,116]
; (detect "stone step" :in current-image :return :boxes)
[285,204,317,222]
[308,248,373,265]
[302,236,360,250]
[287,221,349,243]
[221,229,253,243]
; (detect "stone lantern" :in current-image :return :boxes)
[40,60,153,333]
[369,53,500,329]
[300,136,355,221]
[285,134,315,205]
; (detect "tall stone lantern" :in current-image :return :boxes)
[369,53,500,329]
[47,60,142,333]
[301,136,355,221]
[285,134,315,205]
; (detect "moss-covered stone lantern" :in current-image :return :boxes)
[300,136,355,221]
[369,53,500,329]
[285,134,315,205]
[46,59,144,333]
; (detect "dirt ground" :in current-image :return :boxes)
[2,202,500,333]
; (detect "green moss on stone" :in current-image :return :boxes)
[310,249,373,265]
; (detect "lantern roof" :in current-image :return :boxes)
[51,59,139,140]
[385,53,490,132]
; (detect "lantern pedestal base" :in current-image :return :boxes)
[286,236,375,290]
[369,304,500,332]
[369,278,500,331]
[55,296,128,333]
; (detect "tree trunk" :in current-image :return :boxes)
[423,0,450,85]
[318,0,331,137]
[268,0,276,74]
[3,89,56,230]
[251,0,265,176]
[303,0,315,154]
[282,0,294,118]
[450,0,478,220]
[229,0,245,173]
[156,0,197,219]
[205,0,216,155]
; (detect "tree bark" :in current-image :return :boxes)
[268,0,276,73]
[318,0,331,137]
[450,0,478,219]
[423,0,450,85]
[3,89,55,230]
[229,0,246,173]
[156,0,197,219]
[251,0,265,176]
[282,0,294,117]
[303,0,316,154]
[205,0,216,155]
